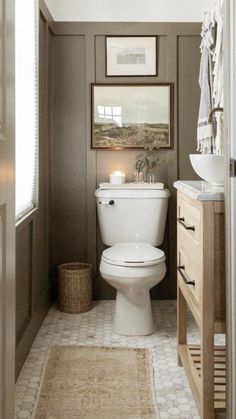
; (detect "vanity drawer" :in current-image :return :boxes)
[177,247,201,306]
[178,219,201,263]
[177,194,201,245]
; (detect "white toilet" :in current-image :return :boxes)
[95,183,170,336]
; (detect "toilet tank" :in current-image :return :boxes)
[95,184,170,246]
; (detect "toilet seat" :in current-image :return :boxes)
[102,243,165,267]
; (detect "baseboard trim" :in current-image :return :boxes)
[16,288,51,379]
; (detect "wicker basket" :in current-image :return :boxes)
[58,262,92,314]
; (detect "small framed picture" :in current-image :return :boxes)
[106,36,157,77]
[91,83,173,150]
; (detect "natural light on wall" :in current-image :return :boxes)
[15,0,38,220]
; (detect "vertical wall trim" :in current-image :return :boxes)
[166,35,178,179]
[85,35,98,281]
[166,35,178,297]
[45,22,50,275]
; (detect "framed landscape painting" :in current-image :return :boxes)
[106,36,157,76]
[91,83,173,150]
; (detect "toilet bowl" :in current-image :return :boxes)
[100,243,166,335]
[95,183,170,336]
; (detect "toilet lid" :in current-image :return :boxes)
[102,243,165,267]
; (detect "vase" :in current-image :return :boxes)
[134,170,145,183]
[146,168,155,183]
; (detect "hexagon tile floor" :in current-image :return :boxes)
[15,300,225,419]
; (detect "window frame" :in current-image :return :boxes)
[15,0,39,223]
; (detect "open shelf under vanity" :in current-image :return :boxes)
[178,344,226,414]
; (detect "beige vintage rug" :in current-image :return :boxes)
[32,346,159,419]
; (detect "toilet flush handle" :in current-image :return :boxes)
[99,200,115,206]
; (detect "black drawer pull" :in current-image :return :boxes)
[177,265,195,286]
[177,217,195,231]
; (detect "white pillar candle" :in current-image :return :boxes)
[109,171,125,185]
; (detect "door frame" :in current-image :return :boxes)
[0,0,15,418]
[224,0,236,418]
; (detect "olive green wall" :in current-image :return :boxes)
[50,22,201,300]
[15,3,53,377]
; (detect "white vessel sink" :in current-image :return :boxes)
[189,154,224,187]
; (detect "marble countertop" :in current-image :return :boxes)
[173,180,224,201]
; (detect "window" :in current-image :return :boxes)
[97,105,122,127]
[15,0,38,220]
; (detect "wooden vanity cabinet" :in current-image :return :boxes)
[177,190,226,419]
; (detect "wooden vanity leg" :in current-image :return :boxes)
[200,318,214,419]
[200,204,215,419]
[177,284,187,366]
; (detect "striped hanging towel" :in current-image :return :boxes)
[197,15,215,154]
[212,0,224,155]
[212,0,224,108]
